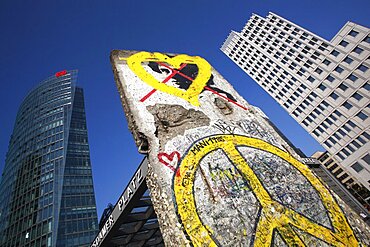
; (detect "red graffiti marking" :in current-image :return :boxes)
[140,63,187,102]
[175,168,181,178]
[204,86,248,111]
[140,62,248,111]
[158,151,180,172]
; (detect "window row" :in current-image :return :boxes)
[336,132,370,161]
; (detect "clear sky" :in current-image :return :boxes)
[0,0,369,218]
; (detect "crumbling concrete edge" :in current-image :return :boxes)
[110,50,150,154]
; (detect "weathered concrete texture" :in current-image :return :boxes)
[147,104,210,146]
[111,50,370,246]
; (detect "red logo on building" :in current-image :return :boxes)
[55,70,67,77]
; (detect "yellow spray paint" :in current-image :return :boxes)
[174,134,358,246]
[126,51,212,106]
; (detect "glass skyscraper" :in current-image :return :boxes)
[0,70,98,246]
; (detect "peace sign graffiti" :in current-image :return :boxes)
[173,134,358,246]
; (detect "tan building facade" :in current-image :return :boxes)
[221,12,370,191]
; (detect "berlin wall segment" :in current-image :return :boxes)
[110,50,370,246]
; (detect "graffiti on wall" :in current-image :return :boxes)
[111,50,370,246]
[174,134,358,246]
[120,51,247,110]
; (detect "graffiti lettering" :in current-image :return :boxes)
[185,133,201,143]
[211,119,279,145]
[190,136,225,155]
[212,119,236,135]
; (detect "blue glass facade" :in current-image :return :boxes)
[0,70,98,246]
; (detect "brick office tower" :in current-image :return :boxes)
[221,12,370,196]
[0,70,98,246]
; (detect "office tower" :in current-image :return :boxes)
[312,151,370,214]
[0,70,98,247]
[221,12,370,191]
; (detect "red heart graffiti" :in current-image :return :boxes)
[158,151,180,172]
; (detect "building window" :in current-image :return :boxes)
[333,168,344,176]
[325,118,333,126]
[313,51,320,59]
[310,92,318,98]
[338,83,348,91]
[304,60,313,68]
[338,173,349,181]
[347,120,356,128]
[353,47,364,54]
[347,74,358,82]
[327,163,338,171]
[315,68,323,74]
[326,75,335,82]
[342,102,353,110]
[318,45,326,51]
[363,132,370,140]
[352,92,363,101]
[348,30,359,37]
[363,82,370,90]
[362,154,370,165]
[328,136,335,144]
[343,124,351,132]
[302,99,309,107]
[359,136,367,146]
[334,66,344,73]
[324,141,332,148]
[330,92,339,100]
[364,35,370,43]
[358,64,368,72]
[317,126,324,133]
[323,59,331,66]
[330,50,340,57]
[356,112,368,121]
[344,56,353,64]
[319,83,326,91]
[351,140,361,149]
[342,148,350,156]
[313,130,319,137]
[333,110,342,117]
[339,40,349,47]
[351,162,364,172]
[336,152,346,160]
[307,76,315,83]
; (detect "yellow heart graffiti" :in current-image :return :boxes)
[126,52,212,106]
[174,135,359,247]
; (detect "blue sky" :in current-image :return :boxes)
[0,0,369,218]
